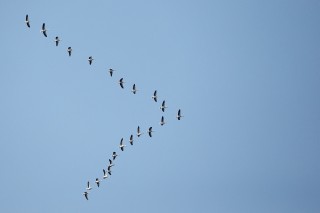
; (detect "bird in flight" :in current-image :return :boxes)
[83,191,89,200]
[54,36,60,46]
[112,151,118,160]
[176,109,183,120]
[107,165,112,175]
[152,90,157,102]
[25,14,30,28]
[147,127,154,137]
[95,178,100,187]
[160,116,165,126]
[108,159,114,167]
[160,100,167,112]
[67,47,72,56]
[119,138,126,151]
[103,169,108,179]
[129,134,134,145]
[131,84,138,94]
[119,78,125,89]
[40,23,47,37]
[137,126,143,137]
[86,181,92,191]
[109,68,115,77]
[88,56,94,65]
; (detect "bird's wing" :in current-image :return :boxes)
[42,23,45,30]
[85,193,88,200]
[103,169,106,175]
[43,31,47,37]
[26,15,28,21]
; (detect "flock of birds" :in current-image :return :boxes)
[25,14,184,201]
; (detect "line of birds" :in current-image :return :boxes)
[25,14,184,200]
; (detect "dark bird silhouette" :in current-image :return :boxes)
[54,36,60,46]
[67,47,72,56]
[25,14,30,28]
[40,23,47,37]
[88,56,94,65]
[152,90,157,102]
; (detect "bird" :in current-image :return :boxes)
[25,14,30,28]
[131,84,138,94]
[129,134,134,145]
[54,36,60,46]
[160,100,167,112]
[40,23,47,37]
[109,68,115,77]
[137,126,143,137]
[107,165,112,175]
[103,169,108,179]
[83,191,89,200]
[160,116,165,126]
[176,109,184,120]
[147,127,154,137]
[67,47,72,56]
[119,138,126,151]
[95,178,100,187]
[86,181,92,191]
[119,78,125,89]
[112,151,118,160]
[152,90,157,102]
[108,159,115,167]
[88,56,94,65]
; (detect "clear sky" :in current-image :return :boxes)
[0,0,319,212]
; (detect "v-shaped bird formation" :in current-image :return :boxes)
[24,14,184,201]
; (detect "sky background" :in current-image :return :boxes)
[0,0,319,212]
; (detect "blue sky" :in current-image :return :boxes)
[0,0,319,212]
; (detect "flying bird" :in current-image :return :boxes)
[25,14,30,28]
[147,127,154,137]
[83,191,89,200]
[108,159,114,167]
[118,78,125,89]
[54,36,60,46]
[160,100,167,112]
[131,84,138,94]
[103,169,108,179]
[152,90,158,102]
[40,23,47,37]
[129,134,134,145]
[160,116,165,126]
[67,47,72,56]
[88,56,94,65]
[109,68,115,77]
[176,109,184,120]
[95,178,100,187]
[86,181,92,191]
[119,138,126,151]
[112,151,118,160]
[107,165,112,175]
[137,126,143,137]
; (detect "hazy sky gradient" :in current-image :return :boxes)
[0,0,319,212]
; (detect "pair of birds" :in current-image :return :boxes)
[83,152,118,200]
